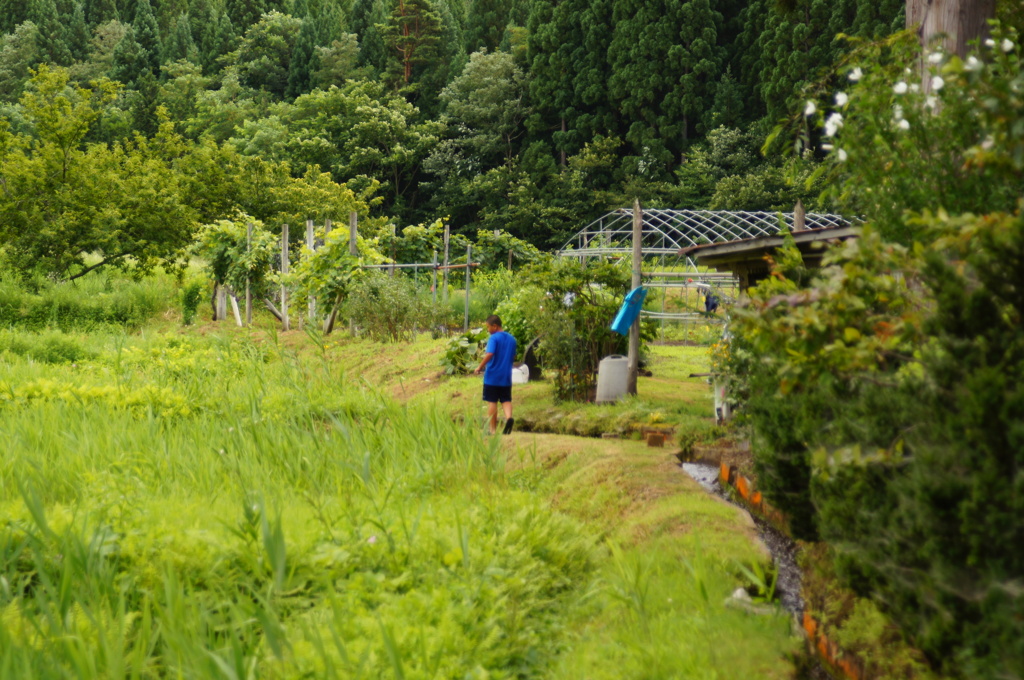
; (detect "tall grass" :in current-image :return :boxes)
[0,329,796,678]
[0,331,594,678]
[0,271,173,331]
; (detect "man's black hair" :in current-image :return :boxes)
[485,314,502,327]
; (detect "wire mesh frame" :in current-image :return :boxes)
[553,208,857,333]
[557,208,856,257]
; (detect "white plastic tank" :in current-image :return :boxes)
[595,355,629,403]
[511,363,530,385]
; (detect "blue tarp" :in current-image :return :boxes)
[610,286,647,335]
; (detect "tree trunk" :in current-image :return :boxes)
[907,0,996,57]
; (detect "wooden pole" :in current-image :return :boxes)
[627,199,642,396]
[349,212,358,256]
[431,250,438,305]
[215,284,227,321]
[324,218,332,236]
[464,244,472,332]
[306,219,315,324]
[442,221,450,305]
[793,200,806,232]
[389,224,396,278]
[281,224,290,331]
[245,223,252,326]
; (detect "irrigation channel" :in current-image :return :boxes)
[680,461,828,678]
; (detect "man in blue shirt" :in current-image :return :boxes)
[474,314,517,435]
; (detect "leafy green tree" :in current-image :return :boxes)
[439,49,529,167]
[0,22,42,104]
[348,0,389,73]
[68,18,127,82]
[234,10,302,98]
[110,24,148,86]
[66,1,92,61]
[158,59,208,134]
[286,14,318,97]
[312,34,361,87]
[0,66,196,279]
[226,0,268,33]
[84,0,119,25]
[526,0,607,164]
[607,0,723,169]
[741,0,903,119]
[378,0,442,86]
[130,0,161,74]
[130,67,159,135]
[29,0,74,64]
[464,0,528,53]
[0,0,30,33]
[185,70,260,141]
[199,10,238,73]
[163,13,199,64]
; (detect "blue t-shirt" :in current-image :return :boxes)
[483,330,517,387]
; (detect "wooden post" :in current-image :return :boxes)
[245,223,252,326]
[442,221,450,305]
[464,244,472,331]
[324,218,332,236]
[389,224,396,278]
[306,219,315,324]
[349,212,358,256]
[431,250,438,305]
[627,199,642,396]
[281,224,290,331]
[793,200,806,232]
[215,284,227,321]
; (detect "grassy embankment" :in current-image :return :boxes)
[0,294,796,677]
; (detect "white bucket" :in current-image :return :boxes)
[511,364,530,385]
[595,355,629,403]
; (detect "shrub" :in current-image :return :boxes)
[522,259,638,401]
[724,27,1024,678]
[344,272,425,343]
[180,279,206,326]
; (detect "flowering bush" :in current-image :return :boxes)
[796,26,1024,244]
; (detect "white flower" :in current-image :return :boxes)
[966,56,982,71]
[926,95,939,110]
[897,119,911,131]
[893,104,904,120]
[849,67,864,82]
[821,143,834,151]
[1002,38,1015,53]
[835,91,849,107]
[837,148,848,162]
[985,38,997,48]
[909,83,921,93]
[824,112,844,137]
[927,51,943,64]
[894,81,908,95]
[368,535,378,544]
[930,75,945,91]
[982,136,995,150]
[804,100,817,116]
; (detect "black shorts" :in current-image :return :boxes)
[482,384,512,403]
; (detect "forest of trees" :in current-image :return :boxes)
[0,0,1008,269]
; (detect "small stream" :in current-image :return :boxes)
[680,461,833,679]
[680,461,804,616]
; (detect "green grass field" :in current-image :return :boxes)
[0,312,797,678]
